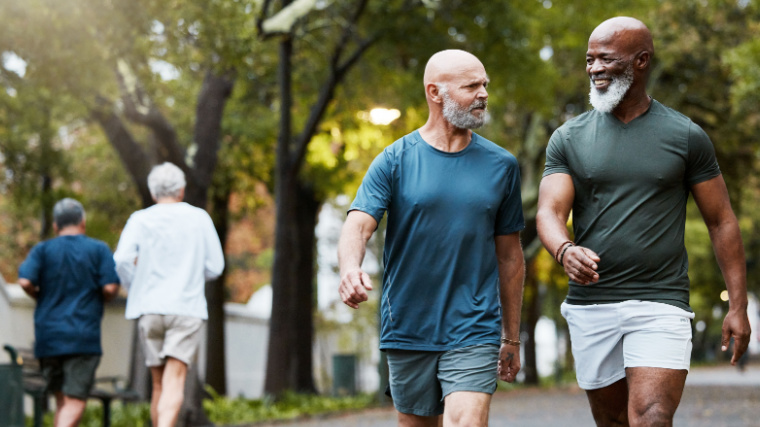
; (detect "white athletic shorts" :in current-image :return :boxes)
[561,300,695,390]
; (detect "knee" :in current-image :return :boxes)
[445,408,487,427]
[630,402,674,427]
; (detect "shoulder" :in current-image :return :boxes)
[471,133,518,168]
[380,131,422,159]
[554,109,599,138]
[648,99,693,128]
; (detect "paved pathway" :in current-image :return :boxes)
[251,364,760,426]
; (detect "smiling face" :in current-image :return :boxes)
[585,17,654,113]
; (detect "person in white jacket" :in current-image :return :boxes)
[114,162,224,427]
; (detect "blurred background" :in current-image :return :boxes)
[2,0,760,424]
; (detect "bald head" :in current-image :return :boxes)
[590,17,654,60]
[424,49,486,89]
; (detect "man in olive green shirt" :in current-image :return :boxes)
[537,16,750,426]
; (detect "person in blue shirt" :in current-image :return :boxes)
[338,49,525,427]
[18,198,120,427]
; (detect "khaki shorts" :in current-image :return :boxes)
[138,314,204,367]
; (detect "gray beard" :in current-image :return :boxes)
[442,91,487,129]
[589,64,634,113]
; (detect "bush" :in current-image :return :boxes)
[26,401,151,427]
[203,387,375,425]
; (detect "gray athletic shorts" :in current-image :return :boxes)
[386,343,499,417]
[40,354,101,400]
[138,314,204,367]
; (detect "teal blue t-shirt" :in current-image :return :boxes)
[18,235,120,358]
[351,130,524,351]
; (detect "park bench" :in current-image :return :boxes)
[3,344,141,427]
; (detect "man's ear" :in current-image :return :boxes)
[426,83,443,103]
[635,51,650,71]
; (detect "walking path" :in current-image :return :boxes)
[251,364,760,426]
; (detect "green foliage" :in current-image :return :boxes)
[26,402,151,427]
[203,387,375,425]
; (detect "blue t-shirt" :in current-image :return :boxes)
[18,235,120,358]
[351,130,524,351]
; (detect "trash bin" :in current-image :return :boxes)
[332,354,357,396]
[0,356,24,427]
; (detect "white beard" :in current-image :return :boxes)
[441,91,488,129]
[589,64,634,113]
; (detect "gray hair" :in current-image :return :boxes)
[148,162,186,200]
[53,198,86,229]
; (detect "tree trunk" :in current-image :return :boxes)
[265,174,319,395]
[205,178,231,395]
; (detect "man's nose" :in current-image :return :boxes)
[587,59,605,74]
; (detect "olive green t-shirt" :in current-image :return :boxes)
[543,100,721,311]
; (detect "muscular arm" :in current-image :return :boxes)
[18,278,38,300]
[692,175,750,364]
[337,211,377,309]
[536,173,599,284]
[495,233,525,383]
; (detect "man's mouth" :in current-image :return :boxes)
[592,78,611,88]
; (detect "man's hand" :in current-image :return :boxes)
[721,309,751,365]
[339,268,373,309]
[498,344,521,383]
[18,278,39,300]
[562,246,600,285]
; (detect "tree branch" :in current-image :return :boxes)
[291,0,375,171]
[185,69,236,207]
[90,96,154,207]
[115,60,190,176]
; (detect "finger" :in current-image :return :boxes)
[361,271,373,291]
[720,326,731,352]
[349,276,369,302]
[580,247,601,264]
[732,334,750,364]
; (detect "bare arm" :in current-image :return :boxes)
[692,175,751,364]
[495,232,525,383]
[337,211,378,309]
[102,283,120,302]
[18,278,38,300]
[536,173,600,284]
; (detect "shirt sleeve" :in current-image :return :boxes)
[113,215,140,290]
[542,128,571,177]
[686,122,721,187]
[496,156,526,235]
[97,242,120,287]
[348,149,394,223]
[202,213,225,281]
[18,242,44,284]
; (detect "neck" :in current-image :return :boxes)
[612,89,652,124]
[57,225,84,236]
[418,116,473,153]
[155,197,182,204]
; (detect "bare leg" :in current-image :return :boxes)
[149,365,166,427]
[53,391,87,427]
[156,357,188,427]
[442,391,491,427]
[585,378,629,426]
[397,412,441,427]
[626,367,687,427]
